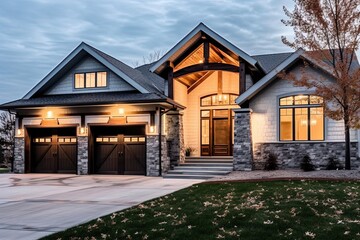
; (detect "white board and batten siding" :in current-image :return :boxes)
[249,65,358,144]
[44,56,136,95]
[178,71,240,157]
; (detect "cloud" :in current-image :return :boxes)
[0,0,300,103]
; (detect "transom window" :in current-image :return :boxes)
[279,94,324,141]
[201,94,238,106]
[75,71,107,89]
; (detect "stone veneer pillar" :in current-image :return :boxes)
[146,135,169,176]
[77,136,88,174]
[13,137,25,173]
[233,108,253,171]
[165,111,185,167]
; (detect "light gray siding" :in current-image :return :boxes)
[44,56,136,95]
[249,64,358,144]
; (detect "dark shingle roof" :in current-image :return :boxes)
[85,43,165,96]
[136,62,165,92]
[252,52,293,73]
[0,92,166,109]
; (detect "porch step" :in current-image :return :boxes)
[164,157,233,180]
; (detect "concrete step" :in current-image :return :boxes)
[163,174,219,180]
[186,156,233,160]
[167,170,230,175]
[174,166,232,171]
[185,159,233,163]
[180,163,233,167]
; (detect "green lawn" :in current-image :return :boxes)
[43,180,360,240]
[0,168,9,173]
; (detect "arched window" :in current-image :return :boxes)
[279,95,324,141]
[201,94,238,106]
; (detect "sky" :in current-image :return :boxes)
[0,0,298,103]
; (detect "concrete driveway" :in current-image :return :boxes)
[0,174,202,240]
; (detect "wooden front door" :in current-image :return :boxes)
[31,135,77,173]
[201,109,233,156]
[94,135,146,175]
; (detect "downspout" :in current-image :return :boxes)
[7,109,16,172]
[158,107,162,176]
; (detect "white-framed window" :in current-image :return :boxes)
[279,95,324,141]
[74,71,107,89]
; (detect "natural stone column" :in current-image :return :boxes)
[146,135,169,176]
[233,108,253,171]
[77,136,88,175]
[165,111,185,168]
[14,137,25,173]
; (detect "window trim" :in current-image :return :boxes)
[278,94,325,142]
[74,71,108,89]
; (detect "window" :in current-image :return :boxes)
[200,94,238,106]
[74,71,107,89]
[279,95,324,141]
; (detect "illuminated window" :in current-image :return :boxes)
[74,72,107,89]
[279,95,324,141]
[200,94,238,106]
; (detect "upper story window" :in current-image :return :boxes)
[74,71,107,89]
[201,94,238,106]
[279,94,324,141]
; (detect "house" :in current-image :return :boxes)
[1,23,359,176]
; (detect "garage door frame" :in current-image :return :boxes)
[89,124,147,175]
[25,125,78,174]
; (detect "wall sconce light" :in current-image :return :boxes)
[118,108,125,116]
[78,126,88,136]
[46,110,53,119]
[149,125,155,133]
[17,129,23,137]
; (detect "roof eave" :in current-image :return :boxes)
[236,49,304,105]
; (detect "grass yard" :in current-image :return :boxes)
[0,168,9,173]
[43,180,360,240]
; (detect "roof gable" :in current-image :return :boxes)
[23,42,151,99]
[150,22,258,74]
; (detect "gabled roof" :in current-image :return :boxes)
[23,42,163,99]
[236,49,304,105]
[150,22,259,73]
[252,52,293,74]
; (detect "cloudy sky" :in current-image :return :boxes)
[0,0,297,103]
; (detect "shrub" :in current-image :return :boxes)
[326,156,343,170]
[264,152,278,171]
[300,154,315,171]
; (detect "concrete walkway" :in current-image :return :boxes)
[0,174,202,240]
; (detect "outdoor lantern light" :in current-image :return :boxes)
[80,127,85,134]
[17,129,23,136]
[149,126,155,133]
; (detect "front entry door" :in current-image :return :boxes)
[213,118,230,155]
[201,109,233,156]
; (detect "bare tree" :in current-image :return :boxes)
[0,112,15,168]
[133,50,165,67]
[281,0,360,169]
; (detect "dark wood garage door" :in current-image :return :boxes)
[31,135,77,173]
[94,135,146,175]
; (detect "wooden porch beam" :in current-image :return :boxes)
[166,61,174,99]
[187,71,215,94]
[204,40,209,64]
[173,63,238,78]
[239,61,246,94]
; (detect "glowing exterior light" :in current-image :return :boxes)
[17,129,22,136]
[118,108,125,116]
[80,127,85,134]
[149,126,155,133]
[46,110,53,118]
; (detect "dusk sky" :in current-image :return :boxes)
[0,0,299,103]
